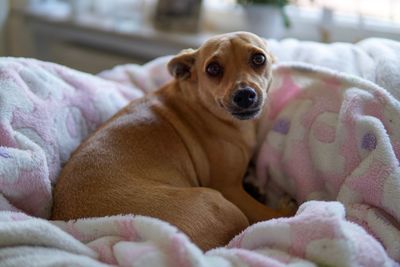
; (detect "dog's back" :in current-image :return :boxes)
[52,83,250,250]
[52,88,197,219]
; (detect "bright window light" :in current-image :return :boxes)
[296,0,400,23]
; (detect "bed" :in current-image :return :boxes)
[0,37,399,266]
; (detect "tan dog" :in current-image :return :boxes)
[52,32,294,251]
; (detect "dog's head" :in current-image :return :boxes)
[168,31,274,121]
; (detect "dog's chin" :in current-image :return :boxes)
[230,108,261,120]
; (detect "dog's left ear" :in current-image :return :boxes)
[265,52,275,93]
[266,53,276,75]
[269,53,277,64]
[168,49,197,80]
[262,39,277,64]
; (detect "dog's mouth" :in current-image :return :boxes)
[231,108,261,120]
[218,99,262,120]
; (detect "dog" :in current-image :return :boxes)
[51,32,295,251]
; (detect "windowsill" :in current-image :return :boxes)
[21,5,211,47]
[19,6,211,62]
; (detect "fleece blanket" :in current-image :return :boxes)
[0,38,399,266]
[0,57,142,218]
[254,37,400,262]
[0,201,394,267]
[0,56,170,218]
[256,63,400,262]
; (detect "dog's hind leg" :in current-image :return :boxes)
[219,187,296,223]
[56,184,249,251]
[137,186,250,251]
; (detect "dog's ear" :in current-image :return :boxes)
[270,53,277,64]
[265,52,275,93]
[262,39,276,64]
[168,49,197,80]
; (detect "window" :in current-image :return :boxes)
[23,0,400,42]
[296,0,400,24]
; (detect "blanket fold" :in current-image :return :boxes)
[0,202,395,267]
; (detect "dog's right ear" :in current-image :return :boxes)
[168,49,197,80]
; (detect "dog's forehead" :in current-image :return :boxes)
[199,32,266,57]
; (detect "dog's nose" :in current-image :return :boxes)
[233,88,257,109]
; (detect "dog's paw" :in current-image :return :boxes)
[277,196,298,217]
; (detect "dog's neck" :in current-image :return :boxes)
[156,81,257,188]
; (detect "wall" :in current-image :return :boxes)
[0,0,9,55]
[6,0,36,57]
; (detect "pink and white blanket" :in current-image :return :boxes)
[256,63,400,262]
[0,38,399,267]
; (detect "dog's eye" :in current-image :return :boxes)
[206,62,223,77]
[251,53,266,66]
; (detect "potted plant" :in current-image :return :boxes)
[238,0,291,39]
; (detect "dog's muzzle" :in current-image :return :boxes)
[230,87,261,120]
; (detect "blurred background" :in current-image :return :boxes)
[0,0,399,73]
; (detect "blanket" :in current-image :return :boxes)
[0,201,394,267]
[0,38,399,266]
[255,37,400,261]
[0,57,143,218]
[256,63,400,262]
[0,56,169,218]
